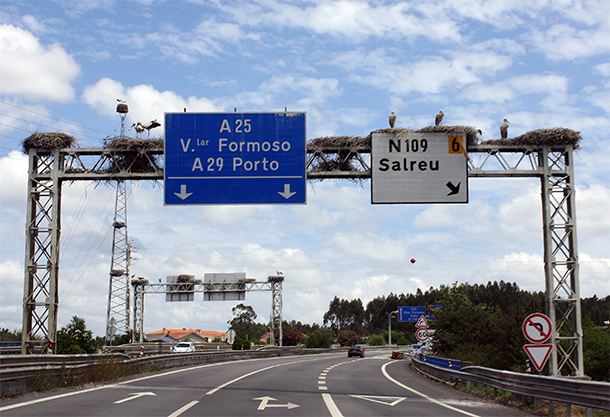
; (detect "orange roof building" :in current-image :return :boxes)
[146,328,228,343]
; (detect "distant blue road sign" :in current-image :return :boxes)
[164,112,306,205]
[398,306,426,322]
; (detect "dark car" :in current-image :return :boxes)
[347,345,364,358]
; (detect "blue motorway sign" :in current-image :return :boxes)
[398,306,426,322]
[164,112,306,205]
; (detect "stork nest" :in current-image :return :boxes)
[131,277,150,286]
[481,128,581,149]
[176,274,202,284]
[307,135,368,174]
[103,136,163,173]
[21,132,77,154]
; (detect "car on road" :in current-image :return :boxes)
[347,345,364,358]
[172,342,196,353]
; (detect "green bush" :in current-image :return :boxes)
[305,328,334,348]
[232,339,251,350]
[368,334,385,346]
[396,336,409,345]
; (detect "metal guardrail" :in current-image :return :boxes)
[412,355,610,412]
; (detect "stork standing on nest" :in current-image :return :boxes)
[388,111,397,128]
[435,110,444,126]
[132,119,161,138]
[130,122,145,138]
[500,118,509,139]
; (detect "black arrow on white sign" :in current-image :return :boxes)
[446,181,461,196]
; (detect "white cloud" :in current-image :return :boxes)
[528,24,610,61]
[0,24,80,102]
[81,78,221,128]
[219,1,462,43]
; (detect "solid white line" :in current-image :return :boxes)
[0,385,113,412]
[168,400,199,417]
[381,362,480,417]
[322,393,343,417]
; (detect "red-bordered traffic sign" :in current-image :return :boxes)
[415,315,429,328]
[415,328,430,342]
[524,344,553,372]
[522,313,552,343]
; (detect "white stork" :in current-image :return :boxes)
[388,111,397,128]
[133,119,161,138]
[129,122,145,138]
[435,110,444,126]
[500,118,509,139]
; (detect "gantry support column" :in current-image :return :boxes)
[22,149,62,354]
[540,145,583,377]
[268,276,284,346]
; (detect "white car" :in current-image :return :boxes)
[172,342,195,353]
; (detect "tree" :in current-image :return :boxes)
[56,316,96,354]
[323,297,364,334]
[0,328,21,341]
[228,304,257,340]
[305,327,334,348]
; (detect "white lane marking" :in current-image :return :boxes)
[322,393,343,417]
[0,385,113,412]
[381,362,480,417]
[114,391,156,404]
[168,400,199,417]
[254,396,299,410]
[349,394,406,406]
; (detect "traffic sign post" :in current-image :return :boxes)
[371,132,468,203]
[164,112,306,205]
[523,313,552,343]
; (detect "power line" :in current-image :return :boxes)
[0,100,110,135]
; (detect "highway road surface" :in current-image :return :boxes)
[0,349,533,416]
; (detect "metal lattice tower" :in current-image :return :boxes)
[268,276,284,346]
[540,148,583,376]
[104,180,131,345]
[20,133,583,376]
[21,149,62,354]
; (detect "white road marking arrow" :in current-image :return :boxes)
[278,184,297,199]
[174,184,193,200]
[349,395,406,406]
[254,396,300,410]
[114,392,156,404]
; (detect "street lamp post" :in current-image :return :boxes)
[388,310,398,345]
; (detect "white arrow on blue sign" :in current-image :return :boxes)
[164,112,306,205]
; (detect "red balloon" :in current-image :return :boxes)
[410,258,416,264]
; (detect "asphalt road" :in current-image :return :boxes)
[0,349,533,416]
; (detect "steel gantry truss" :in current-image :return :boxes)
[131,276,284,346]
[21,136,583,377]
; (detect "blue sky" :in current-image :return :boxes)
[1,0,609,338]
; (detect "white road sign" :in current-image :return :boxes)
[371,132,468,203]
